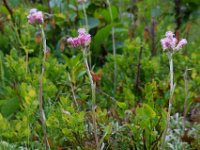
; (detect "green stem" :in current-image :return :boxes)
[26,50,29,74]
[107,0,117,93]
[182,68,188,150]
[82,2,91,68]
[183,68,188,132]
[161,52,174,149]
[39,25,50,150]
[82,3,88,30]
[0,52,5,86]
[82,48,98,148]
[68,73,79,110]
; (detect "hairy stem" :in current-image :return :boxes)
[39,25,50,150]
[82,48,98,148]
[107,0,117,93]
[161,52,174,149]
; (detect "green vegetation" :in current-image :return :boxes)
[0,0,199,149]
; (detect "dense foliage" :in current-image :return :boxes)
[0,0,200,149]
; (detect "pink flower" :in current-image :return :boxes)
[161,31,187,52]
[161,36,177,51]
[67,28,91,48]
[176,39,187,50]
[27,8,43,25]
[165,31,174,38]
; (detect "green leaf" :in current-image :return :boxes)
[105,6,118,22]
[142,104,156,118]
[116,101,127,109]
[92,25,112,53]
[1,97,20,117]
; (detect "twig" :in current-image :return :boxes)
[174,0,181,32]
[97,88,116,102]
[2,0,15,25]
[135,41,143,91]
[47,0,52,14]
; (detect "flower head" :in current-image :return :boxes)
[67,28,91,48]
[27,8,43,25]
[161,31,187,52]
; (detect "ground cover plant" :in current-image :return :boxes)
[0,0,200,149]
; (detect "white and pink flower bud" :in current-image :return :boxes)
[176,39,187,50]
[27,8,44,25]
[67,28,91,48]
[161,31,187,52]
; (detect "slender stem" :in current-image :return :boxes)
[161,53,174,150]
[82,3,88,30]
[183,68,189,133]
[135,41,143,91]
[68,73,79,110]
[107,0,117,93]
[39,25,50,150]
[82,3,91,68]
[182,68,189,150]
[26,50,29,74]
[2,0,15,25]
[82,48,98,148]
[0,52,5,86]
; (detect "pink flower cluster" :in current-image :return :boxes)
[27,8,43,25]
[67,28,91,47]
[161,31,187,52]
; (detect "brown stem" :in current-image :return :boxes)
[3,0,22,53]
[174,0,181,32]
[135,41,143,91]
[47,0,52,14]
[2,0,15,25]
